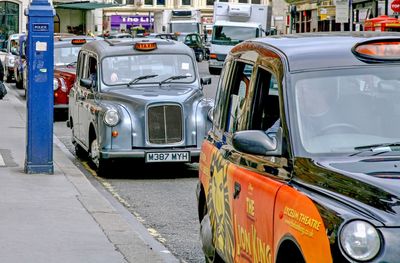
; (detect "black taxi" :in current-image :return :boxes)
[197,32,400,262]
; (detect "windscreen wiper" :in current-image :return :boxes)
[127,74,158,87]
[158,75,190,87]
[350,142,400,156]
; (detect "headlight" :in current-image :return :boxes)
[207,107,214,122]
[53,78,59,91]
[103,109,119,127]
[339,220,381,261]
[8,57,15,67]
[59,78,67,92]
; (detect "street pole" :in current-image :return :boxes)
[349,0,353,31]
[24,0,55,174]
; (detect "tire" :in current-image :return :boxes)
[75,143,88,160]
[90,138,111,177]
[5,69,12,83]
[201,203,224,263]
[196,52,204,62]
[16,79,22,89]
[209,67,221,75]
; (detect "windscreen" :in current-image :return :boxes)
[54,46,81,66]
[170,23,199,34]
[212,26,259,45]
[101,54,196,86]
[291,66,400,155]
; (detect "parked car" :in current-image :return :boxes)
[181,33,208,62]
[4,33,24,82]
[99,32,133,39]
[24,36,97,112]
[52,36,98,115]
[67,38,213,175]
[148,33,177,41]
[13,34,26,89]
[198,32,400,263]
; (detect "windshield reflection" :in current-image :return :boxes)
[54,46,81,66]
[212,26,259,45]
[292,67,400,155]
[101,54,196,86]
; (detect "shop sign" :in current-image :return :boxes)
[110,15,154,27]
[319,6,336,20]
[335,0,349,23]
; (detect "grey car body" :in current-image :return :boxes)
[68,38,213,175]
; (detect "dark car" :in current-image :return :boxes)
[180,33,209,62]
[198,32,400,263]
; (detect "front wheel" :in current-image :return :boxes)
[90,138,111,177]
[208,67,221,75]
[196,52,204,62]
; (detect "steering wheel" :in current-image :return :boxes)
[318,123,360,136]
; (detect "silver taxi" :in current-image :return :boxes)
[67,38,213,175]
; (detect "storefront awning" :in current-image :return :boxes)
[55,1,122,10]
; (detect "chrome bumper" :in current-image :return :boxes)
[100,147,201,160]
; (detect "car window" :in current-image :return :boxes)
[77,52,86,80]
[225,62,254,134]
[101,54,196,86]
[250,67,280,132]
[292,66,400,155]
[54,46,81,66]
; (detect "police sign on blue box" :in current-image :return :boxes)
[33,23,49,32]
[146,152,190,163]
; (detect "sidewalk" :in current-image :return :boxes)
[0,85,179,263]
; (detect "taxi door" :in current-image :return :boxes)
[77,55,97,147]
[228,65,290,262]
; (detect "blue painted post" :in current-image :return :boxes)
[24,0,55,174]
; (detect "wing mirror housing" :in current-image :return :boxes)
[80,78,94,88]
[201,77,211,86]
[232,128,282,156]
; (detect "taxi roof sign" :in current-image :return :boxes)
[71,39,87,45]
[352,40,400,61]
[134,42,157,51]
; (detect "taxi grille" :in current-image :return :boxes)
[148,105,183,144]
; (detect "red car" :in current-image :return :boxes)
[53,36,97,115]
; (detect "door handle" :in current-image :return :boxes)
[233,182,241,199]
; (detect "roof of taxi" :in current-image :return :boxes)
[240,32,400,72]
[81,38,194,58]
[54,35,99,48]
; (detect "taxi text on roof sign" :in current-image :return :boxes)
[71,39,87,45]
[134,42,157,51]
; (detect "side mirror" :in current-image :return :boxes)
[201,77,211,86]
[80,78,94,88]
[232,128,282,156]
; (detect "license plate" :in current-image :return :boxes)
[145,151,190,163]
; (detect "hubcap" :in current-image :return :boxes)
[91,139,100,167]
